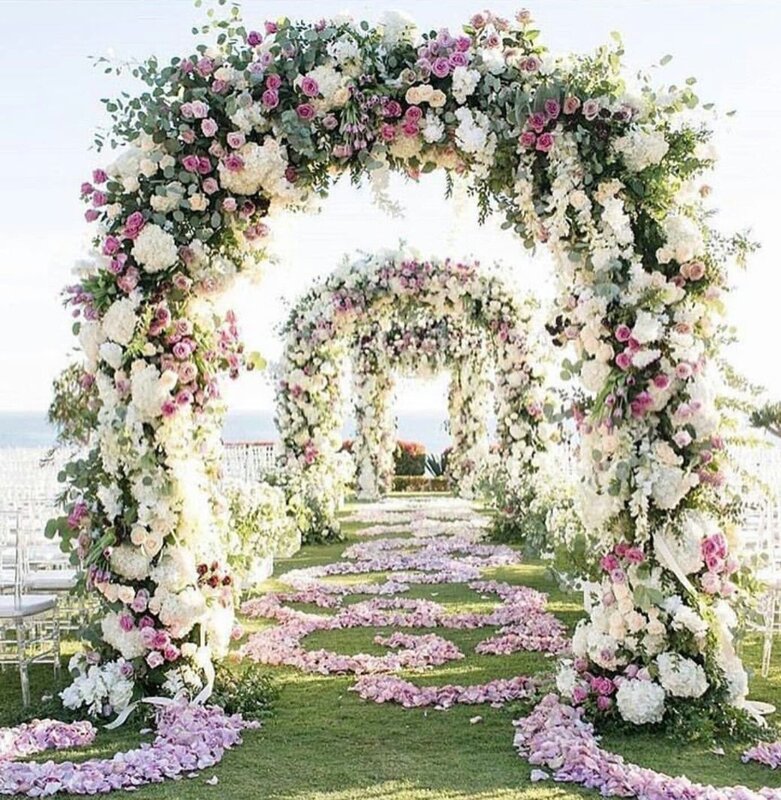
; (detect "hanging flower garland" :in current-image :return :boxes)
[57,4,751,721]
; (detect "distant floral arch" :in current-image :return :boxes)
[56,6,752,727]
[275,250,547,504]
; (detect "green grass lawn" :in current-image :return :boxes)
[2,508,781,800]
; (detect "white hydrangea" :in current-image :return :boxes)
[101,612,147,660]
[657,214,705,264]
[327,35,360,67]
[129,360,177,422]
[454,107,490,154]
[650,463,697,511]
[451,66,480,103]
[378,10,417,47]
[131,223,178,273]
[150,545,198,592]
[616,678,666,725]
[632,310,663,344]
[79,320,106,373]
[665,596,709,639]
[218,138,299,204]
[110,543,151,581]
[613,128,669,172]
[101,296,138,345]
[656,652,708,698]
[421,112,445,144]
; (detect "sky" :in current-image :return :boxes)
[0,0,779,416]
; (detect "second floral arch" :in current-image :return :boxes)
[275,247,553,507]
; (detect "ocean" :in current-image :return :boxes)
[0,411,456,456]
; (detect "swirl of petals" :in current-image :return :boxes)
[0,704,258,796]
[240,620,464,675]
[352,674,537,709]
[515,695,781,800]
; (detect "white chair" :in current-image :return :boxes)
[756,500,781,677]
[0,511,60,706]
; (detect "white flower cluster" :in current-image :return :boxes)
[131,223,178,273]
[613,128,669,172]
[616,678,666,725]
[656,652,708,698]
[60,654,135,718]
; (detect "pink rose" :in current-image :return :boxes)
[202,177,219,195]
[264,21,278,35]
[227,131,246,149]
[405,105,423,122]
[520,56,540,73]
[535,132,554,153]
[676,362,693,380]
[92,169,108,184]
[265,73,282,91]
[616,351,632,371]
[432,57,450,78]
[224,153,244,172]
[583,99,600,120]
[615,324,632,342]
[296,102,315,120]
[124,211,145,239]
[182,154,200,173]
[102,235,121,255]
[201,118,218,137]
[652,373,671,390]
[528,112,546,133]
[262,88,280,109]
[600,553,620,572]
[519,130,536,149]
[146,650,165,669]
[197,156,212,175]
[572,685,589,705]
[544,99,560,119]
[563,96,581,115]
[380,123,396,142]
[117,266,140,293]
[190,100,209,119]
[300,76,319,97]
[222,197,238,212]
[84,209,100,223]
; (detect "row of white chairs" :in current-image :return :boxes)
[223,441,279,483]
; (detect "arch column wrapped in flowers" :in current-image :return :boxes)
[276,250,545,507]
[56,7,752,727]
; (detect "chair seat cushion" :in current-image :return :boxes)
[0,595,58,619]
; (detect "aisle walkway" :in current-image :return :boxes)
[229,497,781,799]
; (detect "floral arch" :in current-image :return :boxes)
[275,249,548,504]
[55,6,753,721]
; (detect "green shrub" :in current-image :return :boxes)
[394,440,426,476]
[211,662,279,720]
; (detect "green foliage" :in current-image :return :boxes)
[751,401,781,439]
[47,363,98,447]
[211,662,279,720]
[393,440,427,476]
